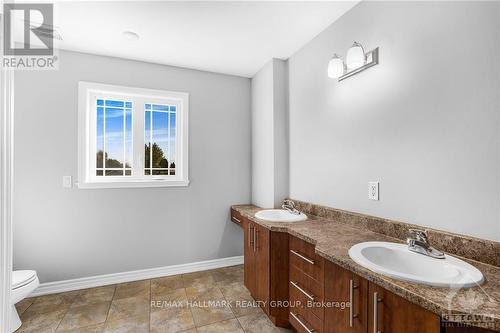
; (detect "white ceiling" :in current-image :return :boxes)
[19,1,359,77]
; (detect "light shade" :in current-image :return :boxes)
[346,42,365,69]
[327,54,344,79]
[122,31,140,41]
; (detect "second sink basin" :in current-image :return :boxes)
[348,241,484,288]
[254,209,307,222]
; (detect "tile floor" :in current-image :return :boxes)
[14,265,291,333]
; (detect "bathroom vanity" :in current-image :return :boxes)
[230,203,500,333]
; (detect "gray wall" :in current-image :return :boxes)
[288,1,500,241]
[251,59,289,208]
[14,50,251,282]
[251,60,275,208]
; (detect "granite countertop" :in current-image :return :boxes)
[232,204,500,331]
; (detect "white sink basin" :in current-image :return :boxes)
[348,241,484,288]
[254,209,307,222]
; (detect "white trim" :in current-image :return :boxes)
[78,81,189,189]
[31,256,243,297]
[0,57,15,332]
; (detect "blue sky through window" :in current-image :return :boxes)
[144,103,177,175]
[96,99,132,173]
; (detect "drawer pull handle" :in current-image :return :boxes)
[248,225,254,248]
[290,281,315,301]
[232,216,241,223]
[290,312,315,333]
[349,279,359,327]
[373,291,383,333]
[290,250,315,265]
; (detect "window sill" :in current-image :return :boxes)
[77,179,190,189]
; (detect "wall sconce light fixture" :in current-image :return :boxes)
[328,41,379,81]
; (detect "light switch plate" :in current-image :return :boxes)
[63,176,73,188]
[368,181,379,200]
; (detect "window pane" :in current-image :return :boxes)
[152,104,169,111]
[145,104,176,176]
[105,170,124,176]
[105,100,124,107]
[125,109,132,168]
[145,110,151,171]
[169,112,176,175]
[152,111,169,168]
[105,106,124,168]
[96,98,133,177]
[152,169,169,175]
[96,107,104,168]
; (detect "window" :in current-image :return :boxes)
[78,82,189,188]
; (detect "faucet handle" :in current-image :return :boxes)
[408,229,428,243]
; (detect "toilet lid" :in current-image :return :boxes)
[12,270,37,290]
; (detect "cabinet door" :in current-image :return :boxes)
[324,261,368,333]
[368,283,440,333]
[254,223,270,313]
[243,219,256,296]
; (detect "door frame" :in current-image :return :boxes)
[0,38,15,333]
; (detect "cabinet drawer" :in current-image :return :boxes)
[290,264,323,301]
[289,306,323,333]
[230,208,243,226]
[289,237,324,282]
[289,277,324,321]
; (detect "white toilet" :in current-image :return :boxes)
[11,270,39,332]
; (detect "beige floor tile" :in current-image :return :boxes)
[17,309,67,333]
[228,299,263,318]
[185,285,224,302]
[103,315,149,333]
[218,281,262,317]
[55,323,105,333]
[15,297,36,315]
[57,302,110,330]
[180,329,197,333]
[24,291,79,315]
[107,296,150,323]
[72,286,116,307]
[190,301,234,327]
[196,318,244,333]
[113,280,150,300]
[151,288,189,310]
[218,282,251,300]
[150,306,195,333]
[237,314,291,333]
[151,275,184,297]
[212,266,244,285]
[182,271,216,289]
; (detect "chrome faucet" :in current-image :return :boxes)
[282,199,301,215]
[407,229,445,259]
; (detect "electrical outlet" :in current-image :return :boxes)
[368,181,379,200]
[63,176,73,188]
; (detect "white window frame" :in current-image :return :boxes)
[78,81,189,189]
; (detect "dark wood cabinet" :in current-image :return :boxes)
[324,260,368,333]
[289,236,325,333]
[243,217,256,296]
[324,261,440,333]
[241,216,289,327]
[368,283,440,333]
[235,207,492,333]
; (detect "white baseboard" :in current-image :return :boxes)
[32,255,243,297]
